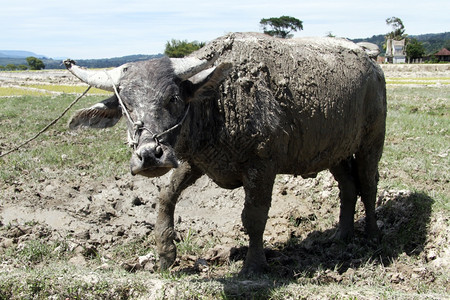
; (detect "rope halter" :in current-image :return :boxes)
[107,72,190,151]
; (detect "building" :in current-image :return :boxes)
[385,39,406,64]
[435,48,450,62]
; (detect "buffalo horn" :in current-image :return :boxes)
[170,57,216,80]
[63,59,126,92]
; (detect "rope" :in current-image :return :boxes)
[0,86,92,158]
[108,72,135,126]
[107,72,190,150]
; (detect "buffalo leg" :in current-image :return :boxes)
[240,166,275,275]
[330,157,359,240]
[356,144,383,239]
[155,162,203,270]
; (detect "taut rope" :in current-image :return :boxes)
[0,86,91,158]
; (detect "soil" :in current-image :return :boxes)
[380,63,450,78]
[1,67,449,298]
[0,69,80,86]
[1,162,344,266]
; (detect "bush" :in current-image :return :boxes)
[164,39,204,58]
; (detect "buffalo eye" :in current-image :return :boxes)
[165,95,180,106]
[164,95,183,115]
[170,95,180,103]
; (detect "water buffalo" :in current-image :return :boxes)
[64,32,386,274]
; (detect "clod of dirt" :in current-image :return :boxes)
[69,255,87,266]
[121,261,142,273]
[138,253,157,271]
[390,272,405,284]
[194,258,209,272]
[132,196,144,206]
[204,245,239,264]
[0,238,15,249]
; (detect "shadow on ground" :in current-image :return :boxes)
[187,191,434,299]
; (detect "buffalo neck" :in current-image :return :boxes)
[174,96,224,161]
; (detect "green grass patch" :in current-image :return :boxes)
[380,85,449,210]
[175,229,202,256]
[111,236,155,261]
[0,87,51,97]
[26,84,110,95]
[15,239,54,263]
[0,264,148,299]
[0,94,129,182]
[0,85,110,97]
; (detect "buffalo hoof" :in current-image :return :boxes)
[365,220,381,240]
[331,227,354,242]
[158,252,176,270]
[239,262,269,277]
[365,226,381,244]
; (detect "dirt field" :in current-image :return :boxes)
[0,64,449,299]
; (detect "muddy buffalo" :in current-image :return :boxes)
[64,32,386,274]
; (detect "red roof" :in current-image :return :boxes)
[436,48,450,56]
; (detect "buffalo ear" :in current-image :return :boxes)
[68,95,122,130]
[181,62,232,103]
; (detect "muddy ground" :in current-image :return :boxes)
[0,66,449,298]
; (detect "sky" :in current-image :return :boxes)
[1,0,449,59]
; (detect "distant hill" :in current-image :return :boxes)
[352,32,450,56]
[0,50,34,58]
[73,54,164,69]
[0,50,45,58]
[1,32,449,69]
[414,32,450,54]
[0,54,163,70]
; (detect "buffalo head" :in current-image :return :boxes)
[64,56,230,177]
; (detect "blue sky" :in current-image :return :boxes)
[1,0,449,59]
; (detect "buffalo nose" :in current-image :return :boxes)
[130,143,164,176]
[136,144,163,161]
[155,145,163,158]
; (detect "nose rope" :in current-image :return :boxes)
[107,72,190,150]
[107,72,135,127]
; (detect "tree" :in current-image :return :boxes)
[6,64,17,71]
[443,39,450,50]
[385,16,406,40]
[260,16,303,39]
[406,38,425,60]
[26,56,45,70]
[164,39,205,58]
